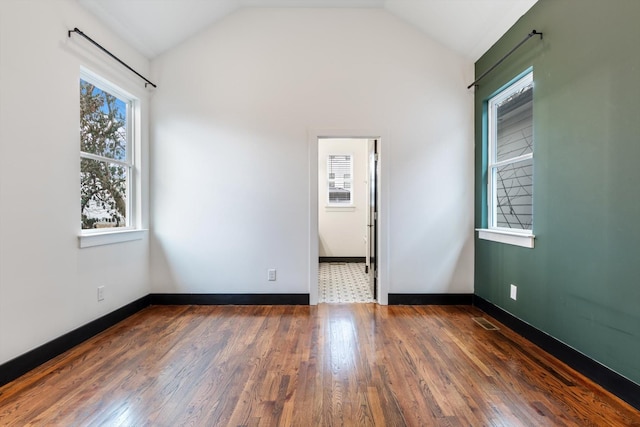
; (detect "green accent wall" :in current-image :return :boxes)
[474,0,640,385]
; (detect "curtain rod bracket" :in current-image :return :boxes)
[68,27,157,89]
[467,29,543,89]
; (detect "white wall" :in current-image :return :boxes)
[150,8,475,296]
[318,139,368,258]
[0,0,150,365]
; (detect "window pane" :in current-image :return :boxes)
[328,154,352,204]
[329,189,351,204]
[495,158,533,230]
[496,83,533,162]
[81,158,128,229]
[80,79,128,161]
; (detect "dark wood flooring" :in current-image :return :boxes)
[0,304,639,426]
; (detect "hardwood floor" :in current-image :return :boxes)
[0,304,638,426]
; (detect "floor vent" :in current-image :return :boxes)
[472,317,499,330]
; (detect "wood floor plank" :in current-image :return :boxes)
[0,304,639,426]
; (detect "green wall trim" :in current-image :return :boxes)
[484,66,534,101]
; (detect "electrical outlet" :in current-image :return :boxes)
[97,286,105,301]
[268,269,277,281]
[510,284,517,301]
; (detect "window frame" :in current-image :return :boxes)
[78,68,144,247]
[326,153,354,207]
[479,70,535,248]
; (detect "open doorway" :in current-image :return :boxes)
[317,138,378,303]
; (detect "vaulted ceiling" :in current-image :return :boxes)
[78,0,538,61]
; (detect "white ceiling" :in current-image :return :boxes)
[78,0,538,60]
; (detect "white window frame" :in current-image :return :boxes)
[478,71,535,248]
[327,154,354,207]
[79,69,144,248]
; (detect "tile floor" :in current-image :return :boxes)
[318,262,375,303]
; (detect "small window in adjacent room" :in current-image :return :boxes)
[79,71,136,232]
[488,71,534,232]
[327,154,353,205]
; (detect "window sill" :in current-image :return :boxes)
[476,228,535,249]
[325,205,356,212]
[79,229,148,248]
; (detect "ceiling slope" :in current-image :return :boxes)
[78,0,537,60]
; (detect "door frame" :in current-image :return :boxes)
[308,129,388,305]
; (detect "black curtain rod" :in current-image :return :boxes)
[68,27,157,89]
[467,29,543,89]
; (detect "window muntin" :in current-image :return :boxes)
[327,154,353,205]
[488,71,533,232]
[80,74,135,231]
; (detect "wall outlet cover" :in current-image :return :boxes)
[510,284,517,300]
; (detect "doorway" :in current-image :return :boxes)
[317,138,378,304]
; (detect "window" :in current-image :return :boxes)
[79,72,135,232]
[488,71,534,233]
[327,154,352,205]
